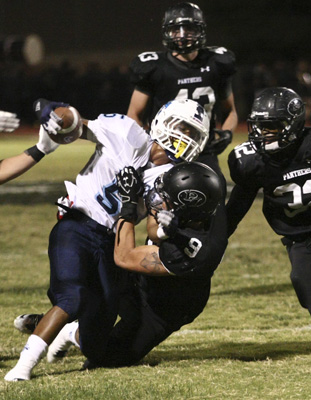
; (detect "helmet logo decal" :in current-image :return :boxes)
[194,104,205,122]
[288,98,304,117]
[177,189,207,207]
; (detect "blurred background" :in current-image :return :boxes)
[0,0,310,124]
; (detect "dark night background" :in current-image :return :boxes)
[0,0,310,123]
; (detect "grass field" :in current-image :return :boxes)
[0,131,311,399]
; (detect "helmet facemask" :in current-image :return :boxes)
[162,2,206,54]
[248,118,298,154]
[163,20,206,54]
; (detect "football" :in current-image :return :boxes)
[49,106,83,144]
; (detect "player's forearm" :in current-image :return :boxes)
[226,184,258,237]
[0,152,37,184]
[114,219,169,276]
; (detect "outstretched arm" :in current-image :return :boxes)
[0,126,59,185]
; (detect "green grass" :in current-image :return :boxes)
[1,131,311,399]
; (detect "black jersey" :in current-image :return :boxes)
[158,202,228,279]
[129,47,236,140]
[228,129,311,239]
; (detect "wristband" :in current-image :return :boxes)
[156,225,169,240]
[24,145,45,162]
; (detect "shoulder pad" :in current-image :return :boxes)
[206,46,236,75]
[129,51,162,88]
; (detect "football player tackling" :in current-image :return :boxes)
[5,98,211,381]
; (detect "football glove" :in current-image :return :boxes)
[33,98,69,134]
[208,129,232,155]
[0,111,20,132]
[36,126,59,154]
[117,166,144,222]
[156,210,179,239]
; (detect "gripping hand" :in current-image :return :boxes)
[208,129,232,155]
[0,111,20,132]
[156,210,178,239]
[33,98,69,134]
[36,126,59,154]
[117,166,144,222]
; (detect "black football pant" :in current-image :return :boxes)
[96,274,211,367]
[284,237,311,313]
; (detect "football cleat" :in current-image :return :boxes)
[46,322,76,363]
[4,366,31,381]
[14,313,44,334]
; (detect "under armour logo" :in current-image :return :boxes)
[200,67,210,73]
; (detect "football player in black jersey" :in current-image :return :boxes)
[41,162,228,368]
[226,87,311,320]
[127,2,238,177]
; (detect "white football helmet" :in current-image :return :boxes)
[150,99,209,162]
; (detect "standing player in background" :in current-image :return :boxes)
[127,2,238,177]
[0,111,59,184]
[226,87,311,325]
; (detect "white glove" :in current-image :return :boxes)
[157,210,175,227]
[0,111,20,132]
[36,126,59,154]
[43,110,63,135]
[156,210,178,239]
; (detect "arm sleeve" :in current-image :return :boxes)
[226,184,258,237]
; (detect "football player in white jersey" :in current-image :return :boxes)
[5,98,210,381]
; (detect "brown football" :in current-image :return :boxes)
[49,106,83,144]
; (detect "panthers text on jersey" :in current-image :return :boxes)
[63,113,172,230]
[227,128,311,239]
[129,47,236,141]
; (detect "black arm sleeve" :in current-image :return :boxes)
[226,184,258,237]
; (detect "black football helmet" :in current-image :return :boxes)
[248,87,305,155]
[162,2,206,54]
[148,162,222,223]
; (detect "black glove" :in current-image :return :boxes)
[33,98,69,126]
[208,129,232,155]
[117,166,144,222]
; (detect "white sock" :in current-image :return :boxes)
[68,321,80,348]
[5,334,47,381]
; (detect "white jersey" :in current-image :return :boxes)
[64,113,172,231]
